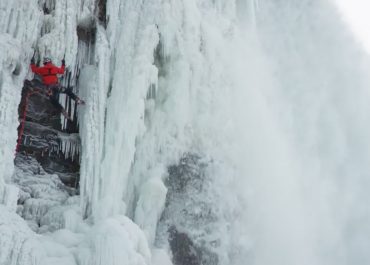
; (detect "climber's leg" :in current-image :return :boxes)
[60,87,85,105]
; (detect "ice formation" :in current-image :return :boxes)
[0,1,40,199]
[58,133,81,161]
[1,0,370,265]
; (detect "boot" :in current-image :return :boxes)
[76,97,85,105]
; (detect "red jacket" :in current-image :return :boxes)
[31,62,65,85]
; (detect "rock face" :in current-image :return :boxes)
[16,80,80,188]
[158,154,219,265]
[13,154,73,232]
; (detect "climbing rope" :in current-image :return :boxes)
[15,88,43,154]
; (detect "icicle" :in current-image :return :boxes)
[57,133,81,161]
[71,97,76,121]
[71,142,75,161]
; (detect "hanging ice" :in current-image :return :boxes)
[58,133,81,161]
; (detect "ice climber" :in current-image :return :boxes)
[30,56,85,120]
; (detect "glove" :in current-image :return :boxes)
[61,59,65,66]
[31,57,35,65]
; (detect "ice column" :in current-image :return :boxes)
[79,25,111,218]
[79,0,160,221]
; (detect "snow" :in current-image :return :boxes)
[1,0,370,265]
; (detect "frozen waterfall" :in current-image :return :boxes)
[1,0,370,265]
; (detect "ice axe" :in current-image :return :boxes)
[31,50,41,66]
[30,50,36,64]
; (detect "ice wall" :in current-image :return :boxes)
[0,2,45,264]
[0,0,41,202]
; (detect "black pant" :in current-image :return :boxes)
[27,79,78,113]
[48,85,78,112]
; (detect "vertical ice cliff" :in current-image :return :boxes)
[0,0,41,204]
[1,0,370,265]
[0,1,45,263]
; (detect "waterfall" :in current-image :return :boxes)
[1,0,370,265]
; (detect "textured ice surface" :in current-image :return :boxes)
[0,0,41,205]
[13,155,71,232]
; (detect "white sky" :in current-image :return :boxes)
[333,0,370,53]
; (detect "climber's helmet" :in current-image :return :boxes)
[43,57,52,65]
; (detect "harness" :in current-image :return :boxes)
[43,67,56,77]
[15,88,47,154]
